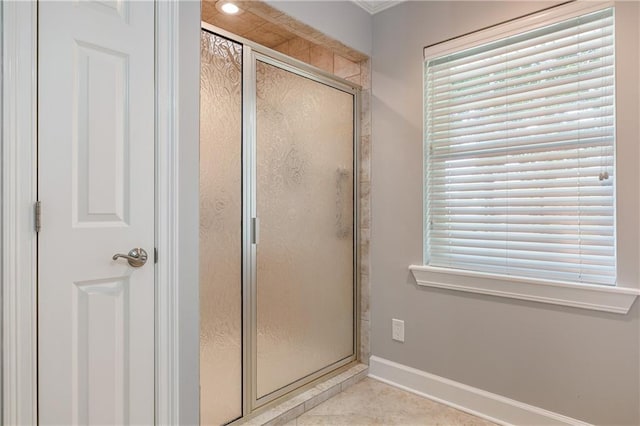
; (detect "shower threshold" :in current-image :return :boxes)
[238,363,369,426]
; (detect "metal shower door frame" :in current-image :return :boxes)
[201,21,361,421]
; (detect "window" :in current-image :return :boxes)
[424,7,616,286]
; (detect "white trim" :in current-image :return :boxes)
[410,265,639,314]
[1,1,38,424]
[1,1,200,424]
[155,1,201,424]
[351,0,404,15]
[368,356,592,426]
[155,1,180,423]
[424,1,614,60]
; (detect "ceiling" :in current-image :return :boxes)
[201,0,368,62]
[351,0,404,15]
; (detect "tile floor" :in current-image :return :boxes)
[284,378,497,426]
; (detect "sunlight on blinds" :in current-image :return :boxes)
[424,8,616,285]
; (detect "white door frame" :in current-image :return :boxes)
[1,2,38,424]
[1,1,201,424]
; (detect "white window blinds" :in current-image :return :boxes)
[424,8,616,285]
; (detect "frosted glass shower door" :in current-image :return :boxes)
[200,31,243,426]
[199,29,357,418]
[255,59,355,400]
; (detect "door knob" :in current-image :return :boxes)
[112,248,148,267]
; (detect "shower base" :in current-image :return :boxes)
[240,363,369,426]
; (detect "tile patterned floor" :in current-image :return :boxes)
[284,378,497,426]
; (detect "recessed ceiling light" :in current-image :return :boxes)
[220,2,240,15]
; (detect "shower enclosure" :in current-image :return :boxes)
[200,25,359,425]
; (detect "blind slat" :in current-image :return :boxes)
[430,230,613,245]
[431,222,613,235]
[432,168,611,185]
[431,158,610,178]
[431,196,613,207]
[430,146,611,170]
[430,205,613,215]
[430,187,613,200]
[428,253,612,273]
[431,136,614,160]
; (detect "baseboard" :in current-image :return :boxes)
[368,356,591,426]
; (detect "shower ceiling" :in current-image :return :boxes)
[202,0,294,48]
[201,0,367,62]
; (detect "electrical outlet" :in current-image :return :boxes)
[392,319,405,342]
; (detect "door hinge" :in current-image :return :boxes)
[35,201,42,233]
[154,247,158,264]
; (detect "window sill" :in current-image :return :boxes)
[409,265,639,314]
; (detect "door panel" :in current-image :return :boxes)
[72,277,130,424]
[74,42,130,225]
[199,30,243,426]
[38,1,155,424]
[255,60,355,399]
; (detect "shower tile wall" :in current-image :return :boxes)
[358,59,371,364]
[272,38,364,86]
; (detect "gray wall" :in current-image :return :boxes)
[177,1,202,424]
[370,2,640,425]
[266,0,373,55]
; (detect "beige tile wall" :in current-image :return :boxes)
[273,37,364,86]
[358,59,371,364]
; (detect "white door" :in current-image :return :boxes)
[38,1,155,424]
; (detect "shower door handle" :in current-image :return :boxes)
[252,217,260,244]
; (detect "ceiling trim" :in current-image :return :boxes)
[351,0,404,15]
